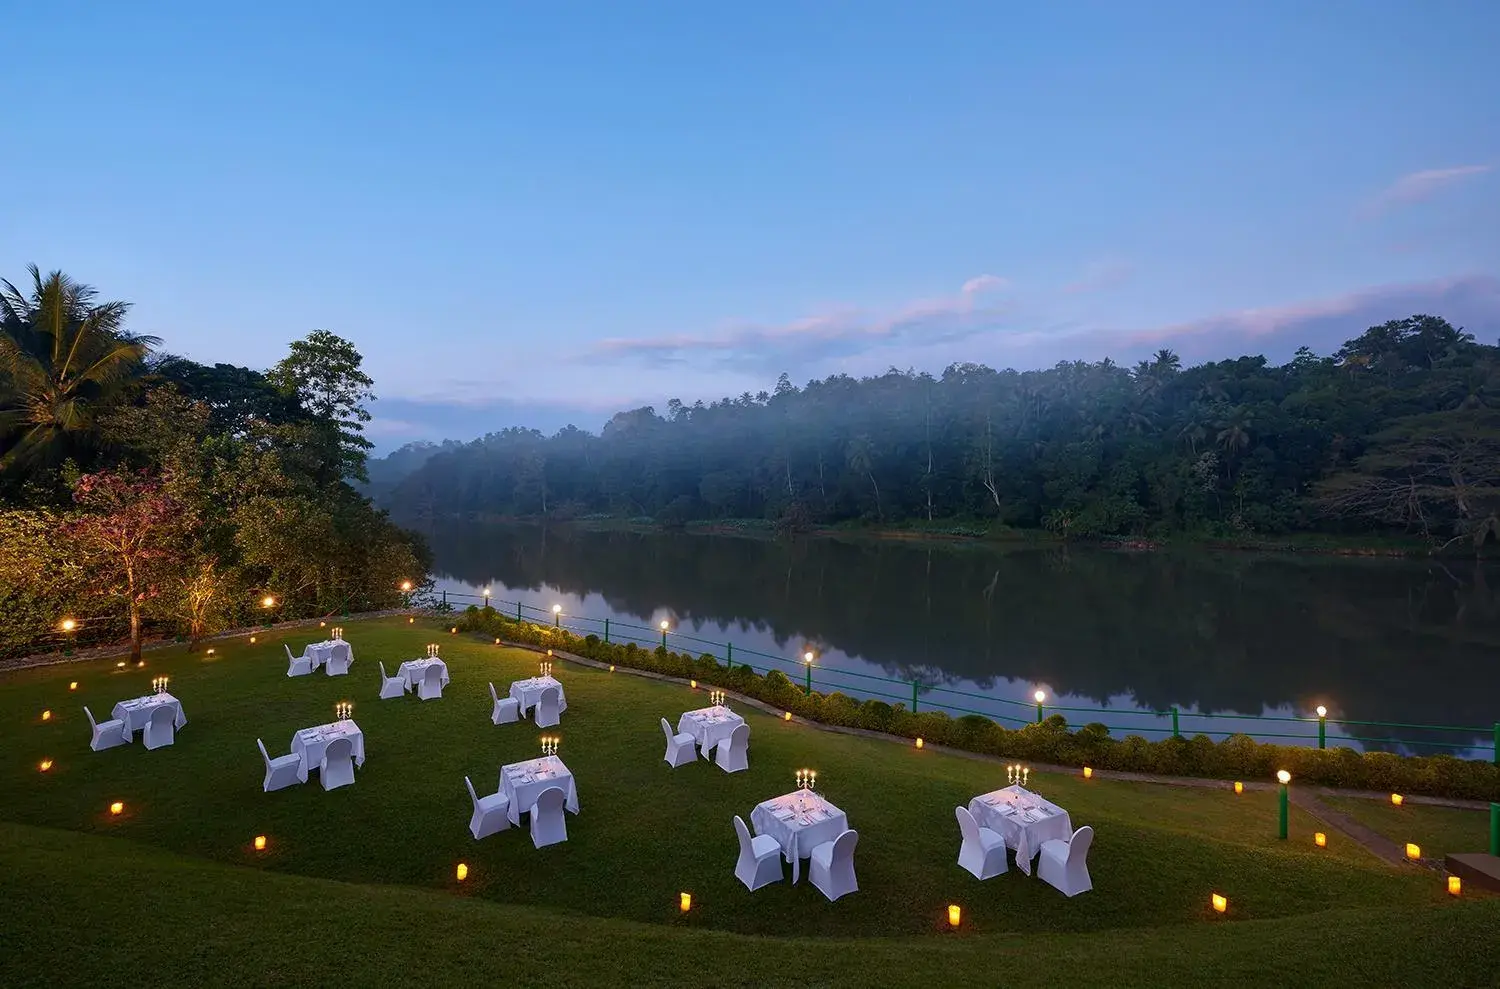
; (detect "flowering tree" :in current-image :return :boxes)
[63,470,190,661]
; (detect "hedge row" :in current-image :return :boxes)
[454,606,1500,802]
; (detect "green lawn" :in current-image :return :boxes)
[3,617,1496,987]
[1324,795,1496,861]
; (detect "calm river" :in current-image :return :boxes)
[412,520,1500,759]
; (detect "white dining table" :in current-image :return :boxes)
[306,639,352,669]
[509,676,567,717]
[749,790,849,884]
[677,705,745,759]
[291,720,366,781]
[398,657,449,689]
[111,693,187,738]
[499,755,580,826]
[968,784,1072,876]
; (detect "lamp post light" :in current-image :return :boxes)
[60,617,77,656]
[1276,770,1291,839]
[482,588,491,610]
[1315,705,1328,749]
[261,595,277,628]
[660,620,670,650]
[803,651,815,696]
[1034,689,1046,724]
[552,604,562,628]
[399,580,413,608]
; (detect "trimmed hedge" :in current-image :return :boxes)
[456,606,1500,802]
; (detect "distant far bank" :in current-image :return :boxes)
[400,512,1488,560]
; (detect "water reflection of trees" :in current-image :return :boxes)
[415,520,1500,749]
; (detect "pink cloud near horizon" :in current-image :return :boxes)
[1364,164,1492,216]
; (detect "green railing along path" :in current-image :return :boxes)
[437,590,1500,765]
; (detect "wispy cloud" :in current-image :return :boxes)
[1062,259,1134,295]
[579,274,1015,371]
[1364,164,1492,216]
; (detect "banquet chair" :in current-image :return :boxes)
[465,775,511,839]
[490,682,521,724]
[1037,825,1094,897]
[320,737,356,791]
[257,738,303,791]
[285,644,313,677]
[142,704,176,750]
[715,723,750,773]
[323,648,351,676]
[417,664,444,701]
[809,829,860,902]
[378,661,408,699]
[955,805,1008,879]
[534,685,562,728]
[529,785,569,848]
[661,717,696,768]
[85,706,129,751]
[733,815,783,891]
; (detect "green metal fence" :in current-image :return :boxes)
[439,589,1500,765]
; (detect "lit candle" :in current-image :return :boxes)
[1314,832,1326,848]
[947,904,961,927]
[254,835,267,851]
[679,892,691,912]
[1212,893,1227,914]
[1448,875,1462,896]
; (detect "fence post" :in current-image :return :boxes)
[726,642,733,666]
[1493,722,1499,766]
[1171,707,1180,739]
[603,618,610,643]
[912,680,919,713]
[1491,802,1498,857]
[1318,714,1327,750]
[441,589,447,610]
[516,601,522,621]
[804,660,812,696]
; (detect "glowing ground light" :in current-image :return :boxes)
[783,711,792,721]
[254,835,267,851]
[69,682,77,690]
[1406,843,1421,860]
[1391,793,1404,806]
[116,661,126,668]
[1314,832,1327,847]
[262,596,276,608]
[456,863,469,881]
[609,665,616,672]
[41,710,52,721]
[206,648,215,655]
[679,892,691,912]
[320,621,326,628]
[1083,767,1093,779]
[249,636,257,644]
[1448,876,1462,896]
[915,738,924,749]
[1212,893,1227,913]
[39,760,52,772]
[109,801,124,816]
[450,627,457,634]
[690,680,697,689]
[947,905,961,927]
[1234,781,1243,794]
[61,618,78,632]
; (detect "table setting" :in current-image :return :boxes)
[500,736,580,825]
[967,767,1072,875]
[749,771,848,883]
[291,707,366,780]
[677,691,744,759]
[111,678,187,739]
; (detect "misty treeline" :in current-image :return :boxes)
[378,314,1500,547]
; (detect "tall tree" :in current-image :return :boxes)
[268,330,375,483]
[0,265,158,470]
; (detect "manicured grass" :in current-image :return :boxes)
[2,617,1493,986]
[1324,795,1496,860]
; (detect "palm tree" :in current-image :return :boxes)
[0,266,157,467]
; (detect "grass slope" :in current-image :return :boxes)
[1323,795,1496,861]
[2,618,1493,986]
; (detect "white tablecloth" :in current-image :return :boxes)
[291,721,366,780]
[500,756,579,825]
[112,693,187,737]
[398,658,449,689]
[306,640,352,669]
[678,706,744,760]
[750,790,849,884]
[968,785,1072,876]
[509,676,567,716]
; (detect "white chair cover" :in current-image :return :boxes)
[324,649,351,676]
[379,661,407,699]
[1037,825,1094,896]
[417,664,444,701]
[258,738,303,792]
[320,736,356,790]
[809,828,859,902]
[529,785,569,848]
[491,683,520,725]
[285,644,313,677]
[466,775,511,839]
[85,705,129,751]
[733,815,783,891]
[956,805,1007,879]
[662,717,696,768]
[142,704,176,750]
[715,722,750,773]
[534,685,561,728]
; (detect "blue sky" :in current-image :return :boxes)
[4,1,1498,451]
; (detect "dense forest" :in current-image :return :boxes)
[0,265,427,657]
[380,314,1500,549]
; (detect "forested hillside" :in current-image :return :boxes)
[380,314,1500,547]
